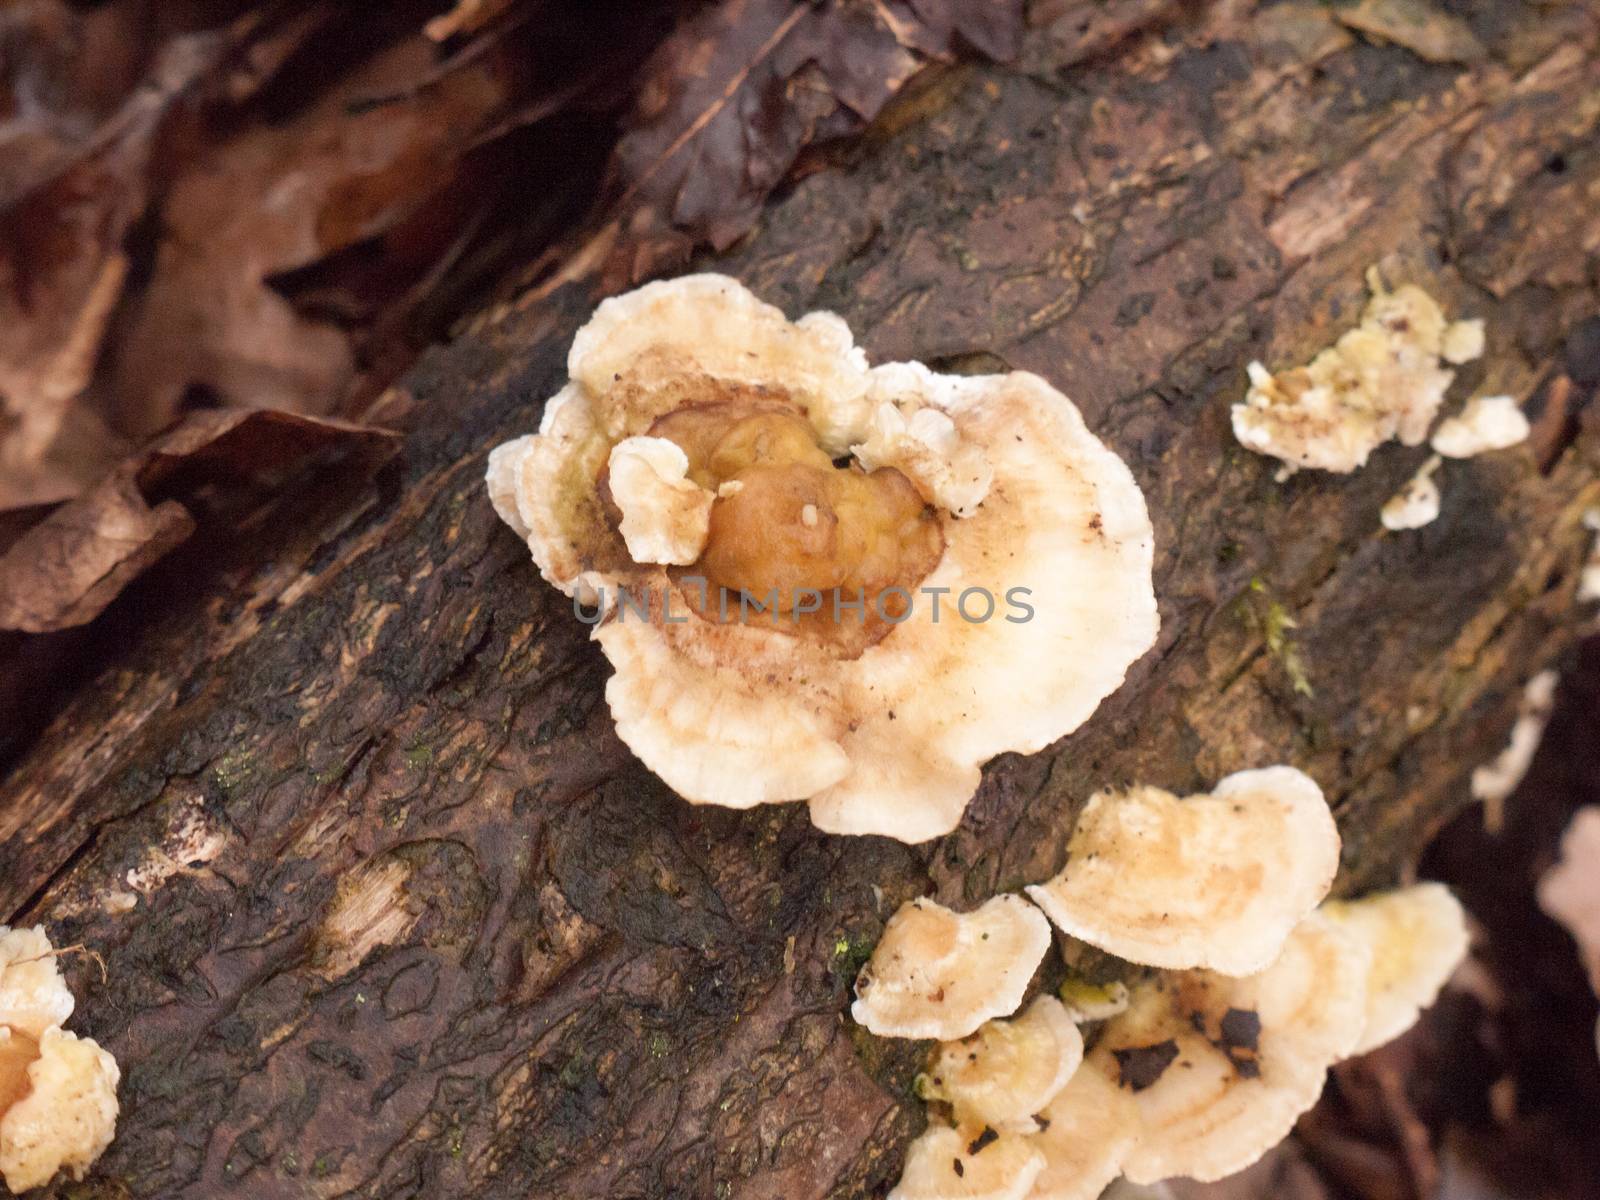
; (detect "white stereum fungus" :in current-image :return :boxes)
[1084,911,1369,1185]
[890,1124,1045,1200]
[1579,509,1600,604]
[1381,455,1442,531]
[486,274,1158,842]
[0,929,74,1042]
[1231,271,1482,473]
[853,896,1052,1041]
[1537,807,1600,995]
[1025,1064,1140,1200]
[921,996,1084,1133]
[0,1029,121,1193]
[1323,883,1470,1055]
[0,926,119,1194]
[1471,669,1559,833]
[1430,395,1530,458]
[1024,767,1341,976]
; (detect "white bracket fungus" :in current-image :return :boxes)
[486,274,1158,842]
[1470,668,1559,833]
[1231,271,1483,473]
[1429,395,1530,458]
[1027,1066,1141,1200]
[1581,509,1600,603]
[1024,767,1341,976]
[0,927,119,1194]
[920,996,1083,1133]
[852,896,1051,1041]
[888,1124,1044,1200]
[1380,455,1442,531]
[1084,912,1369,1185]
[1323,882,1469,1056]
[1538,807,1600,995]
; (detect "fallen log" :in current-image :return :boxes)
[3,2,1599,1196]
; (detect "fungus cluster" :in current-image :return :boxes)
[1230,271,1529,533]
[1231,271,1486,475]
[487,275,1158,841]
[856,771,1469,1200]
[0,927,119,1194]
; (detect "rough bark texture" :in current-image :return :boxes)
[4,2,1600,1197]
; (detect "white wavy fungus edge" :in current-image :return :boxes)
[0,927,120,1194]
[485,274,1158,842]
[852,896,1051,1041]
[1024,766,1341,976]
[1088,910,1370,1185]
[922,996,1084,1133]
[888,1124,1044,1200]
[1323,883,1470,1056]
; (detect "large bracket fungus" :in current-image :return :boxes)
[1024,766,1341,976]
[487,275,1158,842]
[1084,911,1369,1185]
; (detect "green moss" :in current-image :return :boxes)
[1248,578,1314,697]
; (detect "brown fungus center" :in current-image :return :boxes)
[647,401,944,651]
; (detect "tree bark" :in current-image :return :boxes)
[4,3,1600,1197]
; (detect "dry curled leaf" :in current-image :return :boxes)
[610,0,1025,258]
[0,28,233,511]
[0,409,397,633]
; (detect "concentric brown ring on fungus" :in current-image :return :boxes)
[486,275,1158,841]
[1024,767,1340,976]
[1084,911,1369,1185]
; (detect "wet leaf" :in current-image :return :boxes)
[0,409,397,633]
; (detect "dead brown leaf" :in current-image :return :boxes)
[0,27,233,510]
[0,409,397,633]
[1336,0,1488,65]
[609,0,1025,258]
[108,32,516,441]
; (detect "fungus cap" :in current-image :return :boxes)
[1088,911,1369,1184]
[487,275,1158,842]
[1026,1062,1140,1200]
[1538,807,1600,993]
[889,1124,1044,1200]
[922,996,1084,1132]
[1323,883,1469,1055]
[1380,455,1442,531]
[0,1027,120,1194]
[1024,767,1341,976]
[0,927,74,1041]
[853,896,1052,1041]
[1430,395,1530,458]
